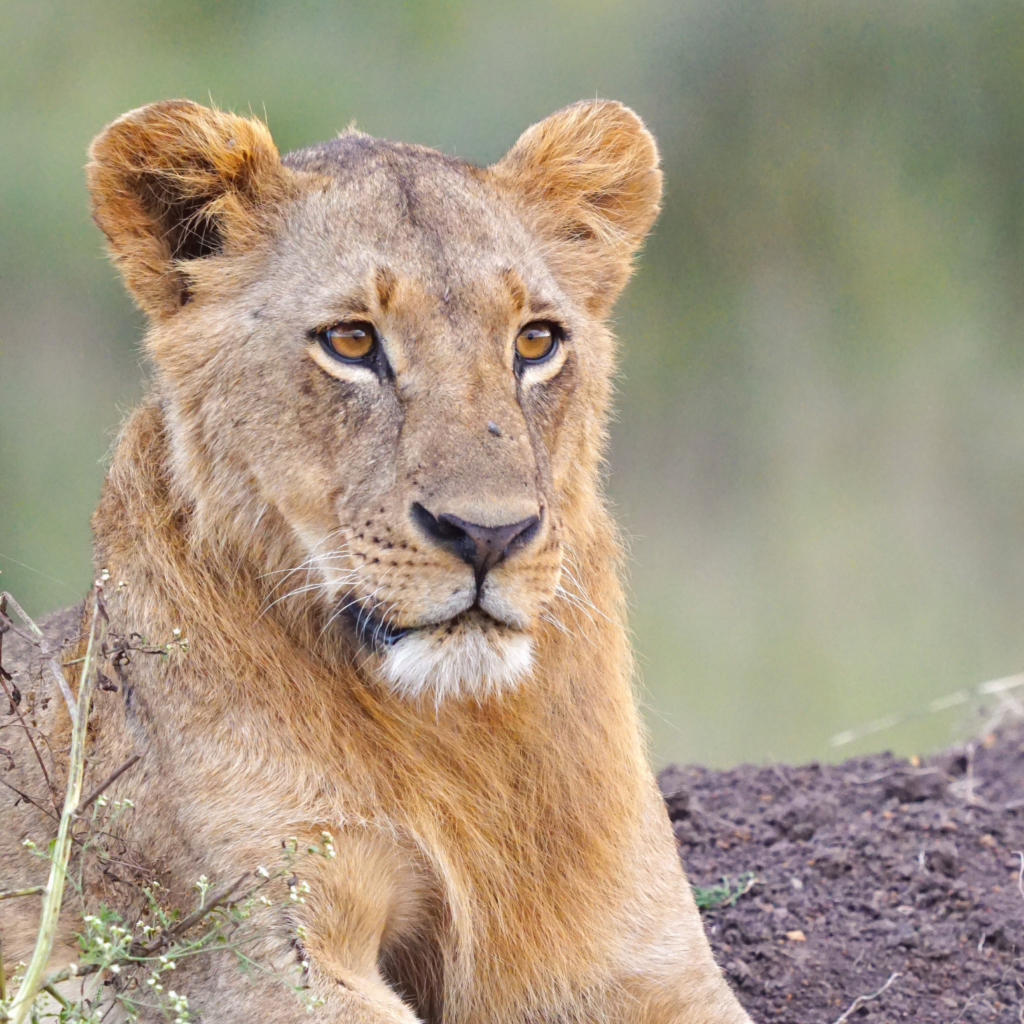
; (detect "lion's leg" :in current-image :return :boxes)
[129,942,419,1024]
[152,832,428,1024]
[609,897,751,1024]
[613,932,751,1024]
[604,800,752,1024]
[146,949,419,1024]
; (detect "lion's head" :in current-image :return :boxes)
[87,99,661,702]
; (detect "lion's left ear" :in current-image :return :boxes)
[87,100,293,318]
[488,100,663,313]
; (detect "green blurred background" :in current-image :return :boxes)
[2,0,1023,767]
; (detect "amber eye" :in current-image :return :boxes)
[515,322,559,364]
[322,321,377,362]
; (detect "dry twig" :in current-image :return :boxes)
[131,872,250,957]
[832,972,901,1024]
[0,593,78,723]
[0,887,43,902]
[41,870,255,992]
[0,674,58,812]
[74,753,143,817]
[0,594,59,808]
[0,774,57,821]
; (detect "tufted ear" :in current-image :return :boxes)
[488,100,663,313]
[87,100,292,317]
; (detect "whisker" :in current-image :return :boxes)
[557,555,617,626]
[540,610,582,644]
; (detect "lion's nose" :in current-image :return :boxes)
[410,503,541,585]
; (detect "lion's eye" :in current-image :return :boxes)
[322,321,378,362]
[515,322,558,364]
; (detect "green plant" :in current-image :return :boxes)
[691,872,758,911]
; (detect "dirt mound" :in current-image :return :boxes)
[661,729,1024,1022]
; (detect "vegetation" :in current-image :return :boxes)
[691,873,758,912]
[0,586,324,1023]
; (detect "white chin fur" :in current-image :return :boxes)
[380,627,534,702]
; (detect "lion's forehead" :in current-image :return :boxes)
[276,136,544,294]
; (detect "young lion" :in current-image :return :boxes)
[0,100,751,1023]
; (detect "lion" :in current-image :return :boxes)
[0,99,751,1024]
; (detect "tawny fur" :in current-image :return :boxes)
[0,100,750,1024]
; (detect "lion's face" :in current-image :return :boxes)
[88,100,661,701]
[178,147,586,699]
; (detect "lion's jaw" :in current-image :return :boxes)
[381,616,535,702]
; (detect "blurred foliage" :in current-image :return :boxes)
[2,0,1023,767]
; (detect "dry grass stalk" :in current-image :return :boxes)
[4,587,105,1024]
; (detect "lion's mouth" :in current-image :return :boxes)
[342,598,514,651]
[339,595,534,700]
[343,600,410,648]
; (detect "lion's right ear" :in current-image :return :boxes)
[87,100,291,317]
[488,101,662,315]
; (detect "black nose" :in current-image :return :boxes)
[410,503,541,584]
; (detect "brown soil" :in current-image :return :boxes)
[661,729,1024,1022]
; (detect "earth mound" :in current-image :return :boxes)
[661,727,1024,1022]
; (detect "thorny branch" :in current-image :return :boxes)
[132,874,251,958]
[0,677,57,812]
[0,589,315,1022]
[38,872,255,991]
[0,774,58,822]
